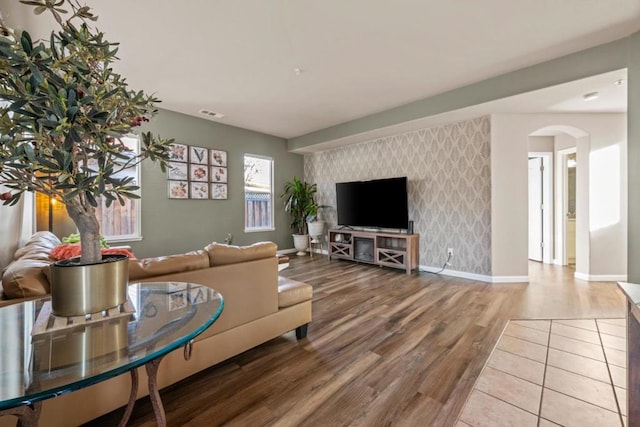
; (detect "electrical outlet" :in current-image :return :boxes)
[447,248,454,257]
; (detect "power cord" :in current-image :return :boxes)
[431,252,452,274]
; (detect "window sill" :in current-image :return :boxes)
[244,227,275,233]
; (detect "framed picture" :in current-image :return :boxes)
[167,162,188,180]
[190,164,208,181]
[189,287,208,305]
[190,146,208,164]
[167,180,188,199]
[169,143,188,162]
[169,291,188,311]
[210,149,227,167]
[189,182,209,199]
[211,166,227,183]
[211,183,227,200]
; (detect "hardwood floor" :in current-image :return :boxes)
[84,257,626,427]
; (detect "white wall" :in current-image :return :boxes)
[492,113,627,280]
[490,116,530,279]
[529,136,554,152]
[576,136,591,276]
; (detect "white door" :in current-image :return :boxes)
[528,157,543,261]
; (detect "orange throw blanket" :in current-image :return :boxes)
[51,243,136,261]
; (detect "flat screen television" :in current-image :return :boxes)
[336,177,409,230]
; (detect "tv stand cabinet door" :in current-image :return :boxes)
[330,242,352,259]
[376,248,408,272]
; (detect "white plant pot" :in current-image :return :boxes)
[293,234,309,256]
[307,221,325,242]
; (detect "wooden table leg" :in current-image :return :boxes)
[118,368,139,427]
[145,357,166,427]
[0,401,42,427]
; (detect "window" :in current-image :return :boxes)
[244,154,274,231]
[95,135,141,242]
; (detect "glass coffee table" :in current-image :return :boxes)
[0,281,224,427]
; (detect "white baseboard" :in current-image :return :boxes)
[278,249,298,255]
[574,272,628,282]
[418,265,529,283]
[278,248,328,256]
[490,275,530,283]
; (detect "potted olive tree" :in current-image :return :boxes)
[281,177,317,255]
[0,1,173,315]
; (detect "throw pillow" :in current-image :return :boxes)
[50,243,136,261]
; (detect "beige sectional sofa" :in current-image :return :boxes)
[0,232,312,427]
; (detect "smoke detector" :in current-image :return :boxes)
[199,109,225,119]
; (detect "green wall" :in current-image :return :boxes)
[130,109,303,258]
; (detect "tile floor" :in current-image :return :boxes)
[456,318,627,427]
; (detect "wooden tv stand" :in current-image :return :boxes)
[328,228,419,274]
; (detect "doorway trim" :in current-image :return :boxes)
[529,151,553,264]
[555,147,576,266]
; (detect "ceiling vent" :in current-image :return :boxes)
[199,109,225,119]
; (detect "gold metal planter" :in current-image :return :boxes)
[50,254,129,316]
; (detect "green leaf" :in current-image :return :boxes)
[34,157,60,169]
[102,88,119,99]
[27,62,43,85]
[8,100,28,112]
[67,106,78,120]
[67,88,76,106]
[85,191,97,207]
[69,127,82,142]
[20,31,33,54]
[120,191,140,199]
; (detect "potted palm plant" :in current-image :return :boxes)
[0,1,173,315]
[281,177,317,255]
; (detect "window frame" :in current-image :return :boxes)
[243,153,275,232]
[98,134,143,243]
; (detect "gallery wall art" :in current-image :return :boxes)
[167,143,227,200]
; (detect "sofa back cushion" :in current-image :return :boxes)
[128,250,210,281]
[12,231,61,261]
[1,231,60,299]
[204,241,277,266]
[135,256,279,337]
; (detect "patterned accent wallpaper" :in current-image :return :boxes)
[305,116,492,275]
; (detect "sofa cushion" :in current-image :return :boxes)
[13,231,61,261]
[1,257,52,299]
[129,250,210,281]
[204,241,277,266]
[277,276,313,308]
[1,231,59,299]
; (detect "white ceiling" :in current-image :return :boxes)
[2,1,638,140]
